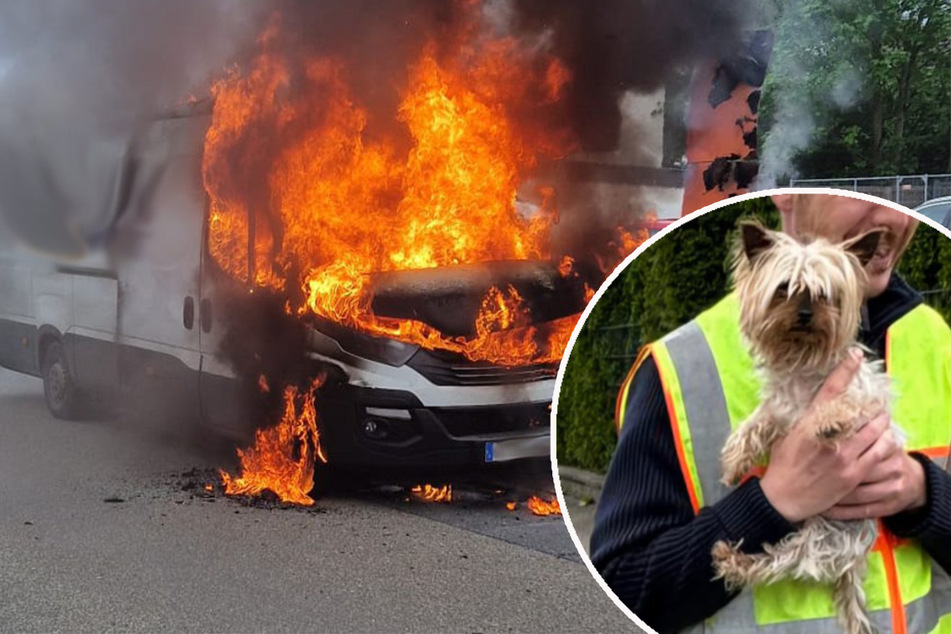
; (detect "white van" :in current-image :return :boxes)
[0,104,564,469]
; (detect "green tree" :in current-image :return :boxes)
[759,0,951,179]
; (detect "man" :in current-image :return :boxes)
[591,193,951,633]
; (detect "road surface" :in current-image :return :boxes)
[0,368,632,632]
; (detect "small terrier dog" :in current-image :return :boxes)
[711,221,895,634]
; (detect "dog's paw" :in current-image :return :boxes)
[711,540,735,563]
[711,540,752,591]
[810,399,864,445]
[814,417,851,444]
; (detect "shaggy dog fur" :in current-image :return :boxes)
[711,222,896,634]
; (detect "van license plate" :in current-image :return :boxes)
[484,435,549,463]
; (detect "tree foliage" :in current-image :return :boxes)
[759,0,951,178]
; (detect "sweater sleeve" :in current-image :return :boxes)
[589,355,796,633]
[883,454,951,574]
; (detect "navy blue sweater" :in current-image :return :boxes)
[590,275,951,633]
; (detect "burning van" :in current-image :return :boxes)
[0,6,642,480]
[192,19,598,473]
[0,87,588,474]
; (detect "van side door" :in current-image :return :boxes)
[112,117,206,425]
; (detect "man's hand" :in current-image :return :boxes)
[760,349,892,523]
[824,446,927,520]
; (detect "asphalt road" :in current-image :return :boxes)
[0,368,633,633]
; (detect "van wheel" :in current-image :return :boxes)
[42,341,79,419]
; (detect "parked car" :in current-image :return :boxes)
[915,196,951,225]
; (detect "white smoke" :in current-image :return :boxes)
[755,58,817,188]
[831,68,864,109]
[0,0,264,255]
[755,3,867,188]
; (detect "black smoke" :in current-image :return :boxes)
[510,0,751,151]
[0,0,755,254]
[263,0,752,152]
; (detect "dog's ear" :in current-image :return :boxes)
[844,230,883,267]
[740,222,774,261]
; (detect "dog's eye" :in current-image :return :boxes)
[817,291,828,301]
[775,282,789,299]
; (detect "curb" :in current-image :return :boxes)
[558,465,605,502]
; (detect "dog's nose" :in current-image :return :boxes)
[796,293,813,326]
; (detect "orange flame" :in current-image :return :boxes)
[202,4,580,367]
[557,255,576,278]
[614,211,660,259]
[506,501,517,511]
[593,223,653,275]
[219,378,327,506]
[583,284,596,303]
[411,484,453,503]
[617,225,649,256]
[527,495,562,516]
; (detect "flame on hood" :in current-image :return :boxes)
[203,3,581,367]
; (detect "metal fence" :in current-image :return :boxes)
[593,323,641,391]
[789,174,951,208]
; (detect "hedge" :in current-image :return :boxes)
[556,199,951,474]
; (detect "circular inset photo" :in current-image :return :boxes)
[553,189,951,633]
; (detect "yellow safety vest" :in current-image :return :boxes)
[616,294,951,633]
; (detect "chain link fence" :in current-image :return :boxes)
[789,174,951,208]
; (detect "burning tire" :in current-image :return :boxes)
[42,341,80,420]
